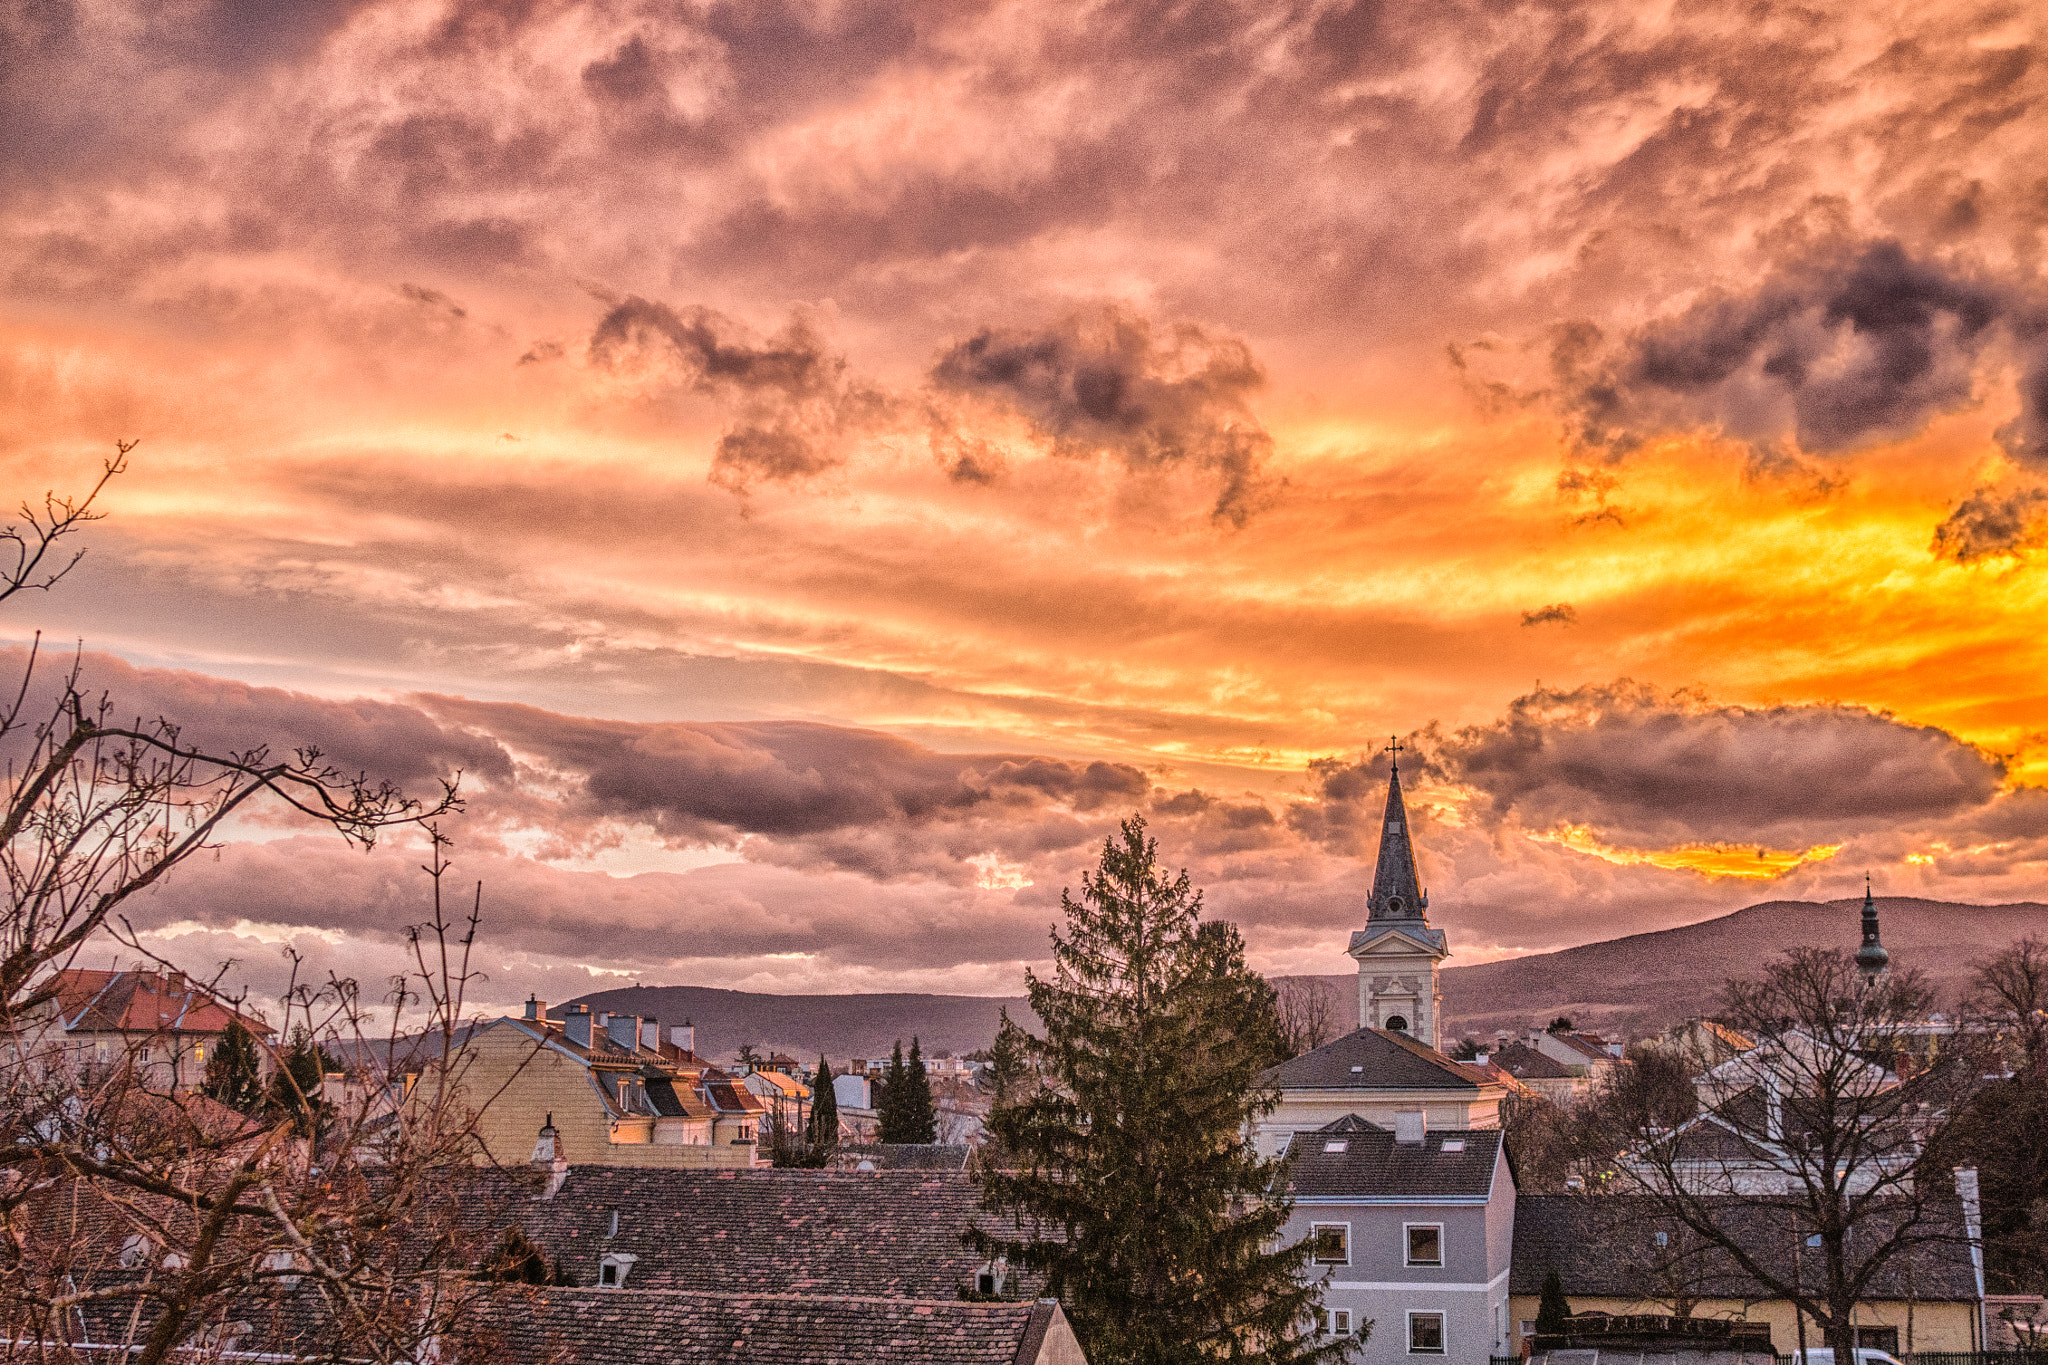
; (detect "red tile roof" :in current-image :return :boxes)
[49,968,271,1038]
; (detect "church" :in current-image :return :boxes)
[1255,748,1506,1157]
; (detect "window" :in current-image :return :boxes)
[1654,1231,1669,1247]
[1405,1224,1443,1267]
[1386,1015,1409,1032]
[1334,1311,1352,1336]
[598,1252,637,1288]
[1806,1234,1823,1247]
[1311,1224,1349,1265]
[1314,1309,1329,1336]
[1855,1328,1900,1353]
[1323,1140,1348,1153]
[1409,1311,1445,1354]
[1440,1139,1465,1153]
[1519,1321,1536,1339]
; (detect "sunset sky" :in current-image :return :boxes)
[5,0,2046,1013]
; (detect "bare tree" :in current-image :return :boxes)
[1579,948,1985,1354]
[1949,937,2048,1295]
[0,451,520,1363]
[1275,976,1338,1059]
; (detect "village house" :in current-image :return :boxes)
[1509,1193,1988,1354]
[741,1066,810,1126]
[8,966,272,1093]
[1278,1114,1517,1361]
[1476,1040,1587,1106]
[440,1000,759,1170]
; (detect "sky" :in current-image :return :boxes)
[4,0,2046,1016]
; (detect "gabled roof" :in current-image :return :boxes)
[1284,1118,1503,1201]
[1490,1041,1576,1080]
[458,1287,1070,1365]
[1547,1032,1614,1063]
[1510,1194,1978,1301]
[1262,1028,1484,1092]
[704,1079,767,1115]
[49,968,270,1038]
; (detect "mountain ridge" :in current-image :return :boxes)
[562,896,2048,1063]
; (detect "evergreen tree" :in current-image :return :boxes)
[903,1036,938,1143]
[807,1056,840,1153]
[983,1007,1031,1103]
[200,1019,264,1114]
[878,1039,910,1142]
[268,1024,333,1131]
[970,816,1353,1365]
[1535,1267,1573,1334]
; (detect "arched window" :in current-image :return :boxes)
[1386,1015,1409,1033]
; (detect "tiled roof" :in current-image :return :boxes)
[1262,1028,1482,1091]
[1490,1041,1577,1080]
[830,1143,974,1171]
[505,1167,1034,1298]
[1549,1032,1613,1062]
[1283,1117,1502,1200]
[1510,1194,1978,1301]
[458,1287,1067,1364]
[645,1077,715,1120]
[48,968,270,1038]
[704,1079,767,1115]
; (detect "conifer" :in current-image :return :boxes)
[201,1019,264,1114]
[904,1036,938,1143]
[1535,1267,1572,1334]
[808,1055,840,1152]
[878,1039,911,1142]
[970,816,1354,1365]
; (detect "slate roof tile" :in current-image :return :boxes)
[1283,1117,1501,1200]
[1262,1028,1482,1091]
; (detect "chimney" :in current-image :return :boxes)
[1607,1041,1625,1059]
[531,1115,558,1165]
[605,1013,640,1051]
[1528,1028,1545,1049]
[1394,1110,1426,1144]
[670,1023,696,1054]
[524,996,546,1022]
[1473,1052,1490,1066]
[640,1019,660,1051]
[564,1005,594,1049]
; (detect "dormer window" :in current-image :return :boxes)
[975,1260,1008,1295]
[598,1252,638,1287]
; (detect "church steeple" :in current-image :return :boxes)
[1367,739,1429,922]
[1856,875,1890,980]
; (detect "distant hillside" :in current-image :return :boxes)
[1431,896,2048,1041]
[565,897,2048,1064]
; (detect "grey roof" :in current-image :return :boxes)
[506,1166,1028,1299]
[1262,1028,1482,1091]
[830,1143,974,1171]
[1490,1041,1576,1080]
[1510,1195,1979,1301]
[458,1287,1067,1364]
[1283,1117,1503,1201]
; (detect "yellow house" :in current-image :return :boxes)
[1509,1194,1986,1356]
[436,1002,757,1170]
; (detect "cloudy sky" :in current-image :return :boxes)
[5,0,2046,1013]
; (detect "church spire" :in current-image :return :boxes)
[1367,738,1428,922]
[1856,874,1890,980]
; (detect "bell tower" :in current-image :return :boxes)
[1346,739,1451,1052]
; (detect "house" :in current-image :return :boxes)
[435,1000,757,1169]
[1479,1041,1588,1106]
[450,1286,1088,1365]
[1508,1193,1987,1353]
[1523,1027,1624,1079]
[742,1067,811,1125]
[834,1071,874,1110]
[1278,1114,1516,1361]
[11,967,273,1093]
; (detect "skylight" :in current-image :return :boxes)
[1440,1139,1465,1153]
[1324,1140,1348,1153]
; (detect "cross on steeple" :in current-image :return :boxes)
[1384,736,1404,770]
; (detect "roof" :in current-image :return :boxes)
[1490,1041,1577,1080]
[1548,1032,1614,1063]
[508,1167,1033,1298]
[1510,1194,1980,1301]
[1263,1027,1484,1091]
[1283,1117,1503,1201]
[830,1143,974,1171]
[705,1079,768,1115]
[1365,759,1429,922]
[47,968,271,1038]
[645,1077,715,1120]
[457,1287,1069,1365]
[750,1070,811,1098]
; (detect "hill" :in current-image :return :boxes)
[564,897,2048,1064]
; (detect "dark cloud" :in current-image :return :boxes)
[588,297,893,490]
[1521,603,1578,627]
[1931,484,2048,562]
[1555,242,2048,467]
[929,308,1274,525]
[398,282,466,318]
[1432,681,2006,847]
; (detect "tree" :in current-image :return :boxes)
[268,1023,335,1132]
[808,1056,840,1152]
[1274,977,1337,1059]
[0,451,497,1365]
[969,816,1354,1365]
[735,1041,763,1071]
[201,1019,265,1114]
[876,1039,908,1141]
[1535,1267,1572,1333]
[1579,947,1987,1354]
[900,1036,938,1143]
[1950,937,2048,1293]
[1548,1017,1575,1033]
